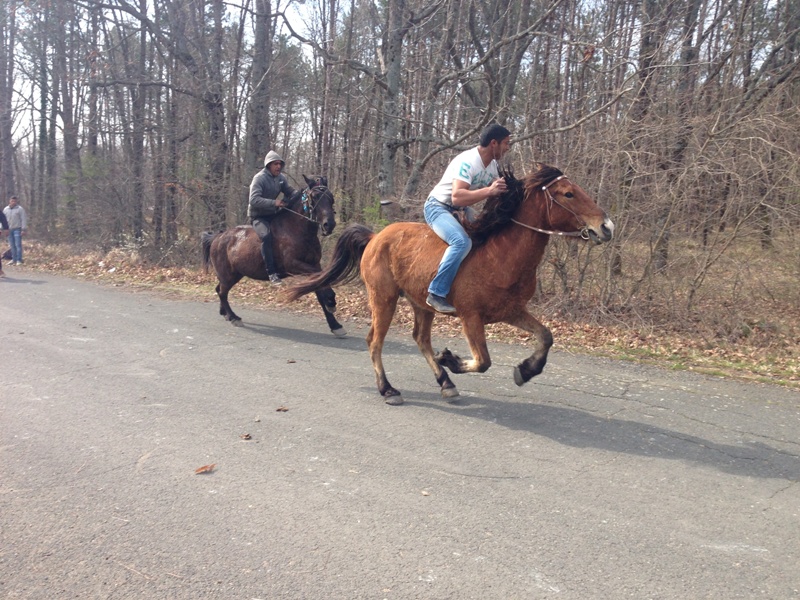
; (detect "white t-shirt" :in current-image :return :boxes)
[428,147,498,206]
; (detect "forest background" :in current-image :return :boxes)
[0,0,797,384]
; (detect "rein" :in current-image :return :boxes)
[510,175,590,240]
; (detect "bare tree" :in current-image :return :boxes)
[245,0,274,174]
[0,0,16,202]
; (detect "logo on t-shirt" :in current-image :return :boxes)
[459,161,494,188]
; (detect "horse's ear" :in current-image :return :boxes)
[303,174,312,186]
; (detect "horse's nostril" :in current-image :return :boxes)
[602,223,612,239]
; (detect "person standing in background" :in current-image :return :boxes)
[3,195,28,266]
[0,209,8,277]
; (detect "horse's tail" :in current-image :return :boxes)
[201,231,219,274]
[286,223,374,301]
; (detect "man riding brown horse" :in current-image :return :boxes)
[249,150,296,285]
[287,164,614,404]
[424,124,513,314]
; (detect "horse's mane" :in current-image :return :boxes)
[285,189,305,212]
[465,163,564,246]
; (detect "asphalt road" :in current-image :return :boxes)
[1,270,799,599]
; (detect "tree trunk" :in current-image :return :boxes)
[377,0,409,199]
[130,0,148,240]
[54,0,83,236]
[655,0,701,273]
[0,0,16,202]
[245,0,273,174]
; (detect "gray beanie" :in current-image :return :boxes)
[264,150,285,167]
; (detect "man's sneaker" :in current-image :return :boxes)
[269,273,283,285]
[426,293,456,314]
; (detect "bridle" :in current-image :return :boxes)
[286,184,332,225]
[510,175,591,240]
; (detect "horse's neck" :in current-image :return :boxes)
[477,198,550,284]
[485,224,548,267]
[284,193,303,214]
[274,202,318,236]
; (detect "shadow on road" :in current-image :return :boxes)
[0,276,48,285]
[241,321,418,356]
[219,313,800,483]
[407,394,800,482]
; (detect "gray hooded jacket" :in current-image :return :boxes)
[248,168,297,219]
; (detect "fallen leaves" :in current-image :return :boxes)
[194,463,216,475]
[276,406,289,412]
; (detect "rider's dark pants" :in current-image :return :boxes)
[252,217,277,275]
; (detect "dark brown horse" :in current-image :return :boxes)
[287,164,614,403]
[202,175,344,336]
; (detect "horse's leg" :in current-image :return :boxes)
[315,287,346,337]
[411,306,459,400]
[282,252,345,337]
[215,283,225,316]
[217,274,244,325]
[504,310,553,385]
[434,313,492,375]
[366,292,403,405]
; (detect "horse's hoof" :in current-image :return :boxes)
[231,319,243,328]
[384,394,404,406]
[331,327,347,338]
[435,347,458,369]
[441,387,459,400]
[513,366,525,386]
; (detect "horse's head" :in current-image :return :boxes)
[302,175,336,236]
[525,164,614,244]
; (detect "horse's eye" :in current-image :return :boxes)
[564,192,574,198]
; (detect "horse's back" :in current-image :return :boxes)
[363,222,443,294]
[212,225,253,257]
[367,222,442,263]
[208,225,263,278]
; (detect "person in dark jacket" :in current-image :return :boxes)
[248,151,297,284]
[0,209,8,277]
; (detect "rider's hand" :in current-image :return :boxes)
[275,198,287,209]
[489,177,507,197]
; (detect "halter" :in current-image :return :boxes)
[510,175,591,239]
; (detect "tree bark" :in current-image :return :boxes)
[0,0,16,202]
[245,0,273,174]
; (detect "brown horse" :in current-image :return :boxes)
[202,175,344,336]
[287,164,614,403]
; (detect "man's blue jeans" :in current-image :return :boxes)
[424,198,472,298]
[9,229,22,263]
